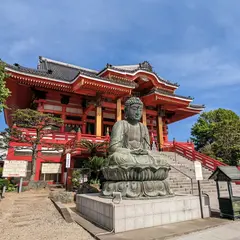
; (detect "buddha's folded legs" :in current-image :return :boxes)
[101,180,174,198]
[108,152,137,165]
[147,151,169,166]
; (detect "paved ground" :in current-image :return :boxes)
[2,191,240,240]
[0,190,94,240]
[170,221,240,240]
[69,203,234,240]
[96,218,231,240]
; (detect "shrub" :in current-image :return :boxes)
[0,178,9,188]
[72,169,82,189]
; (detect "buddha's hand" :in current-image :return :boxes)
[116,148,131,153]
[130,149,148,155]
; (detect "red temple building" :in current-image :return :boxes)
[3,57,205,183]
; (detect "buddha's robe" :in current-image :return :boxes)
[108,120,168,167]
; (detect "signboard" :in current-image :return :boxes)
[41,163,62,174]
[2,160,28,177]
[66,153,71,168]
[194,161,203,181]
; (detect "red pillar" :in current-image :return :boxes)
[163,122,168,143]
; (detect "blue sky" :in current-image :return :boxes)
[0,0,240,141]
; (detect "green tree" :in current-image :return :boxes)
[83,156,106,183]
[191,108,240,165]
[2,109,64,180]
[79,139,109,157]
[213,119,240,165]
[0,62,11,112]
[79,139,108,183]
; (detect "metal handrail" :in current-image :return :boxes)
[168,163,194,194]
[161,152,195,194]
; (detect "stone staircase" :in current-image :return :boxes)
[161,151,240,209]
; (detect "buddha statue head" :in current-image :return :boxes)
[124,97,143,122]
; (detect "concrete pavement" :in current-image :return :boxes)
[170,221,240,240]
[67,203,240,240]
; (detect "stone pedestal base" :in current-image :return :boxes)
[101,180,173,198]
[76,193,210,233]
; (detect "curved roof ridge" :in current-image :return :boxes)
[39,56,98,73]
[112,64,139,71]
[104,65,179,87]
[5,62,136,88]
[148,88,193,101]
[189,103,205,109]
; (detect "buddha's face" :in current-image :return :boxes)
[127,103,143,122]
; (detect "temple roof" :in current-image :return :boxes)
[147,88,193,101]
[111,64,139,71]
[3,57,204,123]
[5,57,180,89]
[188,104,205,109]
[38,57,98,81]
[99,61,179,87]
[5,59,135,88]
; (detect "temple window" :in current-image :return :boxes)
[65,115,81,121]
[87,123,95,135]
[14,147,32,156]
[60,95,70,105]
[65,124,79,133]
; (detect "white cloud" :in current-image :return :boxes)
[146,47,240,89]
[1,0,240,91]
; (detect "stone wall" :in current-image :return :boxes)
[76,193,210,233]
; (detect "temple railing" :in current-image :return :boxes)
[64,131,110,155]
[10,128,110,148]
[166,141,227,171]
[169,142,240,185]
[162,141,193,152]
[14,128,76,143]
[10,128,228,172]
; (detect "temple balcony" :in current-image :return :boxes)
[8,127,110,159]
[10,127,109,143]
[8,127,195,159]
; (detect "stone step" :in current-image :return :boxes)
[168,178,193,182]
[172,188,225,194]
[168,175,194,179]
[169,181,225,187]
[169,170,211,175]
[162,152,240,209]
[169,184,218,189]
[168,179,216,184]
[169,168,210,173]
[170,185,220,190]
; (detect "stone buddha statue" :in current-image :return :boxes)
[108,97,168,167]
[101,97,173,198]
